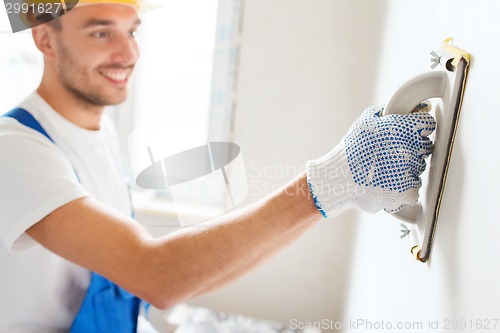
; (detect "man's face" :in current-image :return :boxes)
[52,4,141,107]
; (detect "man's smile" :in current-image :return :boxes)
[98,68,133,86]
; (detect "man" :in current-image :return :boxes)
[0,0,436,332]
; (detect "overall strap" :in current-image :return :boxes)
[2,107,144,333]
[2,108,55,143]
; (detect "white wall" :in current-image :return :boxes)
[178,0,387,328]
[345,1,500,332]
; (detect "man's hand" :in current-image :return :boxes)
[306,103,436,218]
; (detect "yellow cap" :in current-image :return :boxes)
[76,0,141,10]
[75,0,162,12]
[15,0,159,32]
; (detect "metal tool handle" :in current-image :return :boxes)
[382,70,448,224]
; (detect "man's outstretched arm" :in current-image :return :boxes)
[27,172,320,309]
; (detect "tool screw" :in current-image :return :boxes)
[400,223,410,239]
[430,51,441,69]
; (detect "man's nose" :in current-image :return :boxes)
[111,33,139,66]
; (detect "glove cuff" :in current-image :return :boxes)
[306,141,354,218]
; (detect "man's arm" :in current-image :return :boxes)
[27,173,320,309]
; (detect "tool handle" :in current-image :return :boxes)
[382,70,448,224]
[383,71,448,115]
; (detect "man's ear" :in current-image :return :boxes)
[32,25,57,60]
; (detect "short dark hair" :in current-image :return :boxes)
[35,14,62,30]
[46,18,62,30]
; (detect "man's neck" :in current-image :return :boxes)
[37,82,104,131]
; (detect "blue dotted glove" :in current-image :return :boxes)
[306,103,436,218]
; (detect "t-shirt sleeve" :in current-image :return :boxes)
[0,125,89,253]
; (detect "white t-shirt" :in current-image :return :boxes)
[0,92,133,332]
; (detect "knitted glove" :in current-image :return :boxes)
[306,103,436,218]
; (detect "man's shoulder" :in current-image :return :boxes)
[0,117,67,166]
[0,116,53,145]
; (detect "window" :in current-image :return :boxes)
[125,0,245,225]
[0,30,43,112]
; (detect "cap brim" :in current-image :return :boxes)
[138,1,162,12]
[75,0,162,12]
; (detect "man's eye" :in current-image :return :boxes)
[93,31,110,38]
[130,30,138,38]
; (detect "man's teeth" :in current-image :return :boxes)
[102,72,128,81]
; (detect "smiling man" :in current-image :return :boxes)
[38,2,140,129]
[0,1,436,332]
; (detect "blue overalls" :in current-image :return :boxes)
[2,108,146,333]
